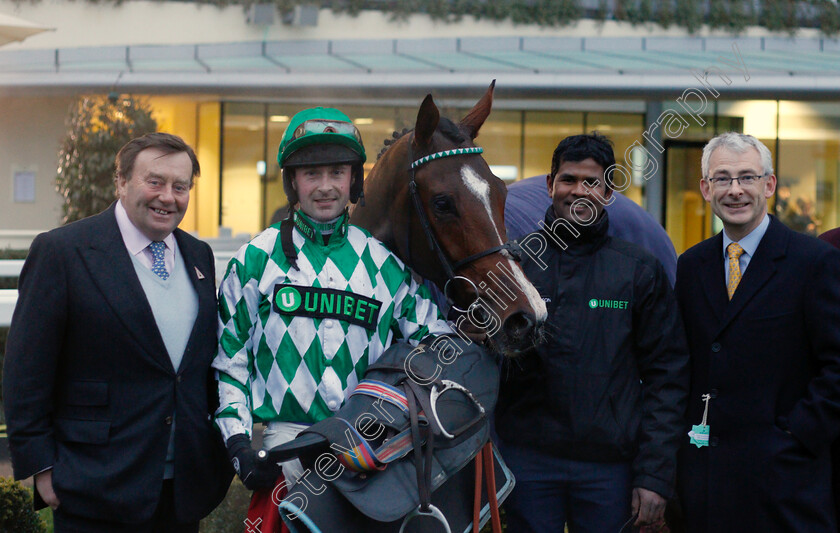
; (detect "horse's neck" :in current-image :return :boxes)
[351,150,405,252]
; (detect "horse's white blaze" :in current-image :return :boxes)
[461,165,503,245]
[461,165,547,322]
[505,254,548,321]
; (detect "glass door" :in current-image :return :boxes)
[664,141,713,254]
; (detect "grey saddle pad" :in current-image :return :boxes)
[275,336,501,527]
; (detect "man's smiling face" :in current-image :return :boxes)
[547,157,612,223]
[292,164,352,222]
[701,146,776,241]
[117,147,192,241]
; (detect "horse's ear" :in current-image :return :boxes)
[460,80,495,140]
[414,94,439,149]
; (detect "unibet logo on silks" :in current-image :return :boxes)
[588,298,629,310]
[275,286,302,312]
[273,284,382,330]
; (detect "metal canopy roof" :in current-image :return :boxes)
[1,36,838,99]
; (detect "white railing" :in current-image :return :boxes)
[0,230,45,251]
[0,290,16,327]
[0,233,249,327]
[0,260,25,277]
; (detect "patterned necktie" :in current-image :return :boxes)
[726,242,744,300]
[149,241,169,280]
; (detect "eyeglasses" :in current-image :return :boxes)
[292,119,362,143]
[707,174,767,188]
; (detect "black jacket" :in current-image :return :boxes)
[676,217,840,532]
[3,205,232,523]
[496,208,689,497]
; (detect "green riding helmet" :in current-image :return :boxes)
[278,107,367,206]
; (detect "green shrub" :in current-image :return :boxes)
[761,0,800,34]
[709,0,753,32]
[656,0,675,27]
[675,0,703,32]
[594,0,609,23]
[624,0,654,24]
[817,0,840,35]
[0,478,48,533]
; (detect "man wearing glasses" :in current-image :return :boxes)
[212,107,451,529]
[675,132,840,532]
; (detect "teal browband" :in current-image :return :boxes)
[410,147,484,169]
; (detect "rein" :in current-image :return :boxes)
[406,136,522,312]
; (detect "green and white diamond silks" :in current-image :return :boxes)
[212,216,452,442]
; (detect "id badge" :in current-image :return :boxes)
[688,424,710,448]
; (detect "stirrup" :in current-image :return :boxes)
[429,379,486,439]
[399,503,452,533]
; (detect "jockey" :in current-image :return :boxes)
[212,107,453,528]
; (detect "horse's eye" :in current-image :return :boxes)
[432,195,457,216]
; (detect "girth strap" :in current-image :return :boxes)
[405,381,435,513]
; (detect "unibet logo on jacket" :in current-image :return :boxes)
[273,284,382,330]
[588,298,629,310]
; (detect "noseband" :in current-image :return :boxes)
[407,136,522,313]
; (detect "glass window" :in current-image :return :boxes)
[523,111,584,181]
[221,102,265,236]
[470,109,523,184]
[665,142,709,254]
[587,112,645,205]
[776,101,840,237]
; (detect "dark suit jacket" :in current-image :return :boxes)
[820,227,840,249]
[675,215,840,532]
[2,203,231,524]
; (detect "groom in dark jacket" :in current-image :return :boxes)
[496,133,689,533]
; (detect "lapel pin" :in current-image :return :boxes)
[195,266,205,280]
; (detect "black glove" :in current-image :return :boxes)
[226,434,281,490]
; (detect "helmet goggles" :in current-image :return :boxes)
[292,119,362,144]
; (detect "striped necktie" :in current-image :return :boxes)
[726,242,744,300]
[149,241,169,280]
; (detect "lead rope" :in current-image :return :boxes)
[471,442,501,533]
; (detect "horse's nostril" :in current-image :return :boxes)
[502,311,536,339]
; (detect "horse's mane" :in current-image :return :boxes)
[377,117,467,160]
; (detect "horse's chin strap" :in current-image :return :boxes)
[451,241,523,272]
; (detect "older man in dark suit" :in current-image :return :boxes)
[675,132,840,532]
[3,133,231,532]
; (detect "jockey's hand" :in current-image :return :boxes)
[226,434,281,490]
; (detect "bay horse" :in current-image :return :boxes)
[351,82,546,356]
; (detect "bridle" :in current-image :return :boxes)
[406,135,522,313]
